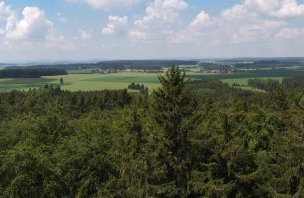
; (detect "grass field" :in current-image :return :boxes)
[0,73,161,92]
[1,68,304,92]
[0,78,56,92]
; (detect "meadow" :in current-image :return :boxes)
[0,73,161,92]
[1,67,304,92]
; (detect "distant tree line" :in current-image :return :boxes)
[0,68,67,78]
[199,62,232,70]
[5,60,198,71]
[199,58,304,70]
[128,82,149,93]
[235,60,304,69]
[248,76,304,92]
[248,79,281,92]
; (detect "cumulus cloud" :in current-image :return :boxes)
[66,0,140,10]
[231,20,284,43]
[45,34,75,50]
[189,11,212,30]
[134,0,187,29]
[130,0,188,40]
[172,0,304,44]
[128,30,147,40]
[0,1,11,21]
[244,0,304,18]
[102,16,128,35]
[276,27,304,38]
[0,3,73,51]
[2,0,304,59]
[5,7,54,41]
[79,29,92,40]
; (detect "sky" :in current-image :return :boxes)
[1,0,304,62]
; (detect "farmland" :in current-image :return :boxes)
[1,67,304,92]
[0,73,161,92]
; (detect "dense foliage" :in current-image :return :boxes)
[0,68,67,78]
[128,82,149,93]
[248,76,304,92]
[248,79,280,92]
[1,66,304,197]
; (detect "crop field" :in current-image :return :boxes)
[1,67,304,92]
[0,73,161,92]
[0,78,55,92]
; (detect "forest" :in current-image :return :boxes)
[248,76,304,92]
[0,68,67,78]
[0,66,304,197]
[128,82,149,93]
[198,58,304,70]
[4,60,199,71]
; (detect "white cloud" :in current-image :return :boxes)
[45,34,75,50]
[276,27,304,38]
[79,29,92,40]
[231,20,284,43]
[56,13,67,22]
[128,30,147,39]
[102,16,128,35]
[0,1,11,21]
[0,4,73,51]
[244,0,281,14]
[273,0,304,17]
[134,0,187,29]
[189,11,212,30]
[130,0,188,40]
[244,0,304,18]
[5,7,54,41]
[172,0,295,44]
[66,0,140,9]
[2,0,304,60]
[221,4,257,21]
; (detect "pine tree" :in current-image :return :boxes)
[151,65,200,197]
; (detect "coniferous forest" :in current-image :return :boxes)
[1,66,304,197]
[0,68,68,78]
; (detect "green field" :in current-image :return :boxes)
[0,73,161,92]
[1,68,304,92]
[0,78,56,92]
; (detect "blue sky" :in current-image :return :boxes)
[1,0,304,62]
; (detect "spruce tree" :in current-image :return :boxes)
[151,65,200,197]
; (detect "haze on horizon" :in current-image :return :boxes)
[1,0,304,62]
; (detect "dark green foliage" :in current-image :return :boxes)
[248,76,304,92]
[0,68,67,78]
[128,82,149,94]
[1,66,304,197]
[283,76,304,91]
[248,78,280,92]
[149,66,201,197]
